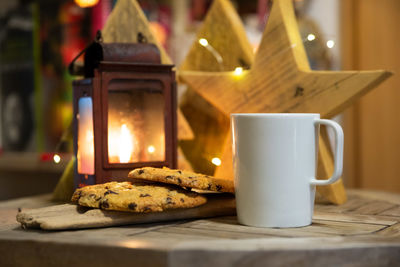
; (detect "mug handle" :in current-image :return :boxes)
[310,119,344,186]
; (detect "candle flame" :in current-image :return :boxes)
[118,124,133,163]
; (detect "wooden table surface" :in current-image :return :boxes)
[1,189,400,267]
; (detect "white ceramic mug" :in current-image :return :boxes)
[231,113,343,228]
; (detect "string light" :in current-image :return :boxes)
[234,67,243,76]
[197,38,224,70]
[211,157,221,166]
[326,40,335,48]
[198,38,209,47]
[307,34,316,41]
[147,145,155,154]
[53,154,61,164]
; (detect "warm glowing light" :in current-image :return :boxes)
[74,0,99,8]
[211,157,221,166]
[53,154,61,164]
[234,67,243,76]
[147,145,156,154]
[149,22,167,45]
[118,124,133,163]
[198,38,208,47]
[326,40,335,48]
[307,34,316,41]
[78,97,94,174]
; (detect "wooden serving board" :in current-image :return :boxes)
[16,194,235,231]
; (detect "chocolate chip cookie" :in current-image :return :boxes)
[71,182,207,213]
[128,167,235,193]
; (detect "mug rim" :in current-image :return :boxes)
[231,113,320,117]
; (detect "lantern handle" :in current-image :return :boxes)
[95,30,103,43]
[68,30,103,75]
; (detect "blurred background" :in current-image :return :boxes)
[0,0,398,200]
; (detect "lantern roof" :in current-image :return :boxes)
[69,31,162,78]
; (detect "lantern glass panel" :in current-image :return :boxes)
[107,79,165,163]
[77,96,95,175]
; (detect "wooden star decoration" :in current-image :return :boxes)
[179,0,253,174]
[102,0,194,169]
[102,0,171,64]
[179,0,392,204]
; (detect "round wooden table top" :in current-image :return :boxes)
[1,189,400,266]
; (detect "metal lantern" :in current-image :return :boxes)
[70,32,177,188]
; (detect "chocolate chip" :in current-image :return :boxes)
[177,178,182,184]
[140,193,151,197]
[177,170,182,174]
[216,185,222,191]
[207,183,212,190]
[180,198,185,203]
[138,169,145,175]
[105,186,109,189]
[17,207,21,212]
[165,175,174,179]
[99,199,109,209]
[104,190,118,196]
[188,176,194,179]
[166,197,175,204]
[128,203,137,210]
[143,206,152,212]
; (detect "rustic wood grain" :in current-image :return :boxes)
[380,206,400,217]
[377,223,400,237]
[1,190,400,266]
[16,194,235,230]
[351,201,397,215]
[314,195,371,213]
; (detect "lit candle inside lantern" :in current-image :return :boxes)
[77,97,95,174]
[108,123,137,163]
[118,124,133,163]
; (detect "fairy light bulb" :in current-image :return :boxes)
[198,38,209,47]
[307,34,316,41]
[234,67,243,76]
[326,40,335,48]
[53,154,61,164]
[211,157,222,166]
